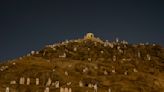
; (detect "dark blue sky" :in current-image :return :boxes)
[0,0,164,61]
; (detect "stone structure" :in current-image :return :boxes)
[79,81,83,87]
[44,87,49,92]
[60,87,64,92]
[59,53,67,58]
[93,84,98,92]
[84,33,95,40]
[55,81,59,88]
[60,87,72,92]
[36,78,39,85]
[113,56,116,61]
[108,88,111,92]
[133,68,138,73]
[46,78,52,86]
[27,78,30,85]
[19,77,25,85]
[5,87,9,92]
[147,54,151,61]
[10,80,16,85]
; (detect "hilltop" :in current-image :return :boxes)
[0,33,164,92]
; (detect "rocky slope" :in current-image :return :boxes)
[0,33,164,92]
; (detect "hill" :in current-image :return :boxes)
[0,33,164,92]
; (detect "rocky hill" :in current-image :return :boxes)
[0,33,164,92]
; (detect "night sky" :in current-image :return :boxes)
[0,0,164,61]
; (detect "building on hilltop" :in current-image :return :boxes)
[84,33,103,43]
[84,33,95,40]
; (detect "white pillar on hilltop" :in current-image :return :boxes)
[93,84,97,92]
[5,87,9,92]
[27,77,30,85]
[113,56,116,61]
[79,81,83,87]
[68,88,72,92]
[55,81,59,88]
[44,87,49,92]
[20,77,25,85]
[65,87,69,92]
[65,71,69,76]
[60,87,64,92]
[108,88,111,92]
[36,78,39,85]
[46,77,52,86]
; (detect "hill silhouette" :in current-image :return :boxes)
[0,33,164,92]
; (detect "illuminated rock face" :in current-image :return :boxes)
[84,33,95,40]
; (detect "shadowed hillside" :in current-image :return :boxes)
[0,33,164,92]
